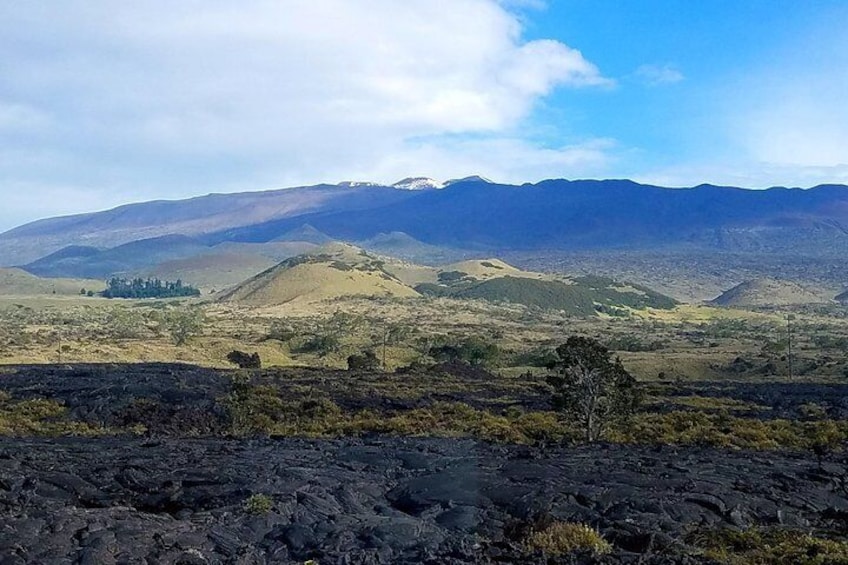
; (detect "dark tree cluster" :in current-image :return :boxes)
[226,351,262,369]
[102,277,201,299]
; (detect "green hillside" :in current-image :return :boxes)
[416,274,677,316]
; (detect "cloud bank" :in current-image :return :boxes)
[0,0,612,229]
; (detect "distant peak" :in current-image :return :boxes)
[336,181,382,188]
[444,175,495,186]
[392,177,444,190]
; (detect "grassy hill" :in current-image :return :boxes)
[416,272,677,316]
[215,249,677,315]
[216,244,419,306]
[392,259,678,315]
[0,268,104,296]
[710,278,827,307]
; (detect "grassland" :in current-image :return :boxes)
[2,281,847,390]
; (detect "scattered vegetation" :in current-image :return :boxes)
[688,527,848,564]
[611,411,848,451]
[523,522,612,556]
[0,391,105,436]
[165,308,205,346]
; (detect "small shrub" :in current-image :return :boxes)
[266,320,296,342]
[223,380,285,436]
[165,308,205,346]
[243,494,273,515]
[428,336,501,367]
[524,522,612,556]
[106,308,147,339]
[799,402,828,420]
[347,350,380,371]
[295,334,340,356]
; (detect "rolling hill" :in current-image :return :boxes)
[0,268,104,296]
[216,244,419,306]
[709,279,828,307]
[409,260,677,315]
[216,249,678,315]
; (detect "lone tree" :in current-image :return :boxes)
[546,336,641,442]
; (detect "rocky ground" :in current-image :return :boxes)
[2,437,848,564]
[4,363,848,426]
[3,363,848,563]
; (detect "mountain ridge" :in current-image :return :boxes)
[4,179,848,269]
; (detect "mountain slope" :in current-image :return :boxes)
[24,235,211,280]
[0,184,417,265]
[5,179,848,268]
[205,180,848,254]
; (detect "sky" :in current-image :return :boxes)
[1,0,847,231]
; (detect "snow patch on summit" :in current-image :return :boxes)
[392,177,445,190]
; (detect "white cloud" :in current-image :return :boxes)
[0,0,613,229]
[634,64,684,86]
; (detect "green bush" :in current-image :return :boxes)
[243,494,273,515]
[295,334,340,356]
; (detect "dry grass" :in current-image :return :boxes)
[2,284,847,386]
[523,522,612,556]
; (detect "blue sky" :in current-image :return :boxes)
[0,0,847,230]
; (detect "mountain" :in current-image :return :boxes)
[356,232,461,264]
[24,234,211,280]
[141,241,323,292]
[392,177,444,190]
[0,183,419,266]
[444,175,494,186]
[216,244,419,306]
[5,179,848,271]
[709,278,828,307]
[272,224,335,245]
[197,180,848,258]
